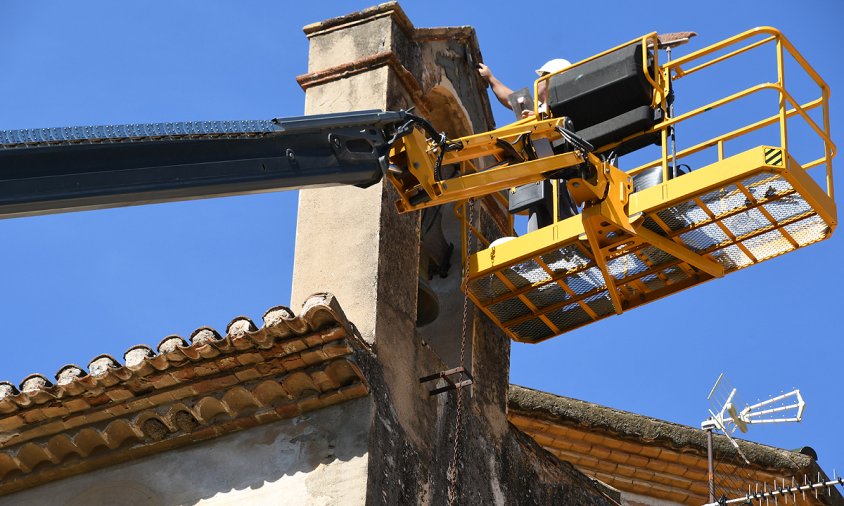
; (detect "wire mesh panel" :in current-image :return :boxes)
[645,169,831,268]
[466,149,835,343]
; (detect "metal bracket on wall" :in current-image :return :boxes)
[419,367,473,396]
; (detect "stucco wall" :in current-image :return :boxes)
[0,398,371,506]
[621,490,686,506]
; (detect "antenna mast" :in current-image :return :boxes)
[700,374,806,504]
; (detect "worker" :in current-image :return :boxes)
[478,58,571,117]
[479,58,580,235]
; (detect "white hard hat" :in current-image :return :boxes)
[490,236,516,248]
[535,58,572,76]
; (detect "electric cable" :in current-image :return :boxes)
[555,126,594,153]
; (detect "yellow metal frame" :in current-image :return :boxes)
[385,33,669,216]
[387,27,835,343]
[468,147,834,341]
[630,26,836,197]
[387,117,585,213]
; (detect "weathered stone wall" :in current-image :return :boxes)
[293,3,614,505]
[357,347,616,505]
[0,398,371,506]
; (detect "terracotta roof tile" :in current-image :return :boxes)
[508,385,843,506]
[509,385,810,471]
[0,292,369,496]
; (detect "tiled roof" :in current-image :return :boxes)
[508,385,843,506]
[0,293,369,496]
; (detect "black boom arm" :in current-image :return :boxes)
[0,110,409,219]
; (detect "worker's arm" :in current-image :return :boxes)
[478,63,515,110]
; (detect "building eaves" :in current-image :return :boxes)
[0,293,369,496]
[508,384,811,471]
[508,384,843,506]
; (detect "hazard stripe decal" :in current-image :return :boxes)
[764,148,784,166]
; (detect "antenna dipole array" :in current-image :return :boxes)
[734,389,806,428]
[700,374,808,504]
[702,472,844,506]
[705,375,805,435]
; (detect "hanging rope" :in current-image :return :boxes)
[446,198,475,506]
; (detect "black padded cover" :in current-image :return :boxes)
[546,43,662,155]
[547,43,652,130]
[578,106,662,156]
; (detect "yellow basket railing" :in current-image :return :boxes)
[630,26,835,199]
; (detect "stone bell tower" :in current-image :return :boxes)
[291,3,613,504]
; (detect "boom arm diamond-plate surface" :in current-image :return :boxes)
[0,120,281,149]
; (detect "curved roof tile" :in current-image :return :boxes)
[0,293,369,496]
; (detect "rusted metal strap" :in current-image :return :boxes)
[419,366,473,396]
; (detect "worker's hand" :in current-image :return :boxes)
[478,63,492,81]
[521,109,536,118]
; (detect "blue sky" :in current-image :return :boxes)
[1,0,842,479]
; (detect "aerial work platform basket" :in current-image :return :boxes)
[425,28,836,343]
[465,146,834,342]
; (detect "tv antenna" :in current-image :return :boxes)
[700,373,806,504]
[703,471,844,506]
